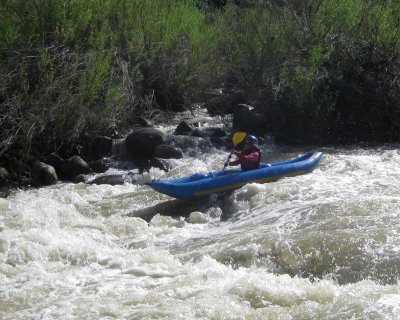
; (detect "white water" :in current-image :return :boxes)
[1,115,400,319]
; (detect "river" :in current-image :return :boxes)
[1,111,400,319]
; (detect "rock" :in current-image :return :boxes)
[87,172,146,186]
[132,116,153,127]
[90,136,113,160]
[170,135,213,153]
[210,136,231,149]
[174,121,194,135]
[46,153,65,173]
[87,174,126,185]
[137,157,171,173]
[205,90,247,116]
[126,199,213,221]
[205,96,232,115]
[190,129,204,137]
[72,174,87,183]
[207,127,226,138]
[61,156,91,180]
[125,128,165,160]
[154,144,183,159]
[32,161,58,185]
[88,159,109,173]
[0,167,9,180]
[150,158,171,172]
[233,109,268,136]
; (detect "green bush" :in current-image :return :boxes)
[1,0,400,169]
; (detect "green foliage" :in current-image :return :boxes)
[2,0,400,167]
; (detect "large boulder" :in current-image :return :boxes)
[125,128,165,160]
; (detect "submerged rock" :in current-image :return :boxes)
[87,172,151,186]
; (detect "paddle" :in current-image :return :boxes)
[223,132,246,169]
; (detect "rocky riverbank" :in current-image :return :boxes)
[1,109,263,196]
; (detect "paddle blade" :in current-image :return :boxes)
[233,132,246,146]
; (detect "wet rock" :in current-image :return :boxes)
[0,167,9,180]
[190,129,204,137]
[46,153,65,174]
[137,157,171,173]
[204,96,232,115]
[72,174,87,183]
[90,136,113,160]
[170,135,214,155]
[154,144,183,159]
[233,108,268,136]
[125,128,165,160]
[87,174,126,185]
[205,127,226,138]
[87,172,145,185]
[32,161,58,185]
[61,156,91,180]
[210,136,231,149]
[205,90,247,116]
[174,121,194,135]
[126,199,211,221]
[132,116,153,127]
[88,159,109,173]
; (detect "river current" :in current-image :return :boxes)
[1,111,400,319]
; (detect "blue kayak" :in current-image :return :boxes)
[147,151,323,201]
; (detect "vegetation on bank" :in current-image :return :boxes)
[1,0,400,175]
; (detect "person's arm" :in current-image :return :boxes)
[228,159,240,166]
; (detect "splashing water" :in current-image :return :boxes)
[1,144,400,319]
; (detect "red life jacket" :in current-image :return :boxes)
[239,146,261,171]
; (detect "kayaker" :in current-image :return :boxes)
[226,135,261,171]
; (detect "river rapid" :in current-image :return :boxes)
[1,112,400,319]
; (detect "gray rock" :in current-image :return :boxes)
[233,109,268,136]
[87,174,125,185]
[91,136,113,159]
[125,128,165,160]
[45,153,64,173]
[88,159,109,173]
[32,162,58,185]
[154,144,183,159]
[0,167,9,180]
[72,174,87,183]
[174,121,194,135]
[61,156,91,180]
